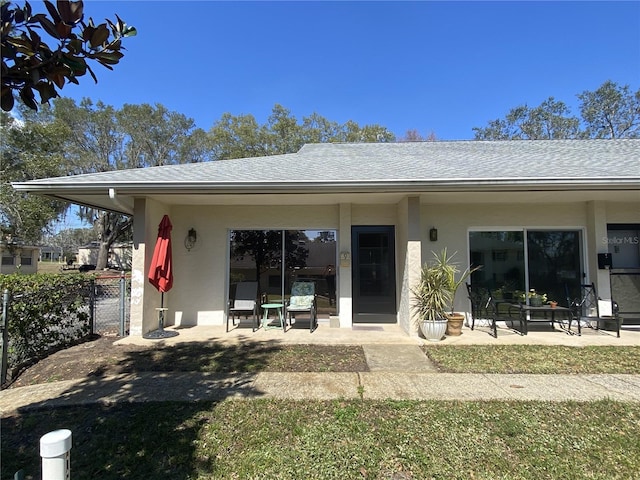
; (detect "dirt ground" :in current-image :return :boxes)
[7,336,369,388]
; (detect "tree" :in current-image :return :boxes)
[473,81,639,140]
[208,104,396,160]
[397,129,437,142]
[230,230,309,295]
[42,225,95,261]
[473,98,581,140]
[578,80,640,139]
[53,98,207,268]
[0,107,69,243]
[1,0,136,112]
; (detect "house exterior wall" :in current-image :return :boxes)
[0,245,38,274]
[130,195,639,337]
[421,200,640,313]
[166,204,341,329]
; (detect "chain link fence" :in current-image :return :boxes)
[93,274,131,336]
[1,273,130,387]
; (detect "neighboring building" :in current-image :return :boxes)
[77,241,132,270]
[0,241,39,275]
[39,245,64,263]
[12,140,640,336]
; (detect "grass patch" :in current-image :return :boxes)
[424,345,640,374]
[3,400,639,479]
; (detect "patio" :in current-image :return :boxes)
[116,319,640,348]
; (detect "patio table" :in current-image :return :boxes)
[262,303,286,332]
[511,303,573,335]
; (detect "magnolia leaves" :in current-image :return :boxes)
[1,0,137,111]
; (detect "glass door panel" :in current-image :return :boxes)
[230,229,337,319]
[352,226,396,323]
[527,231,582,306]
[229,230,282,302]
[285,230,337,318]
[470,230,582,307]
[469,231,525,302]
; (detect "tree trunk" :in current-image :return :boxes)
[96,241,110,270]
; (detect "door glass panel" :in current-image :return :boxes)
[469,231,525,302]
[527,231,581,306]
[229,230,282,302]
[285,230,337,317]
[230,229,337,318]
[352,226,396,321]
[470,230,582,306]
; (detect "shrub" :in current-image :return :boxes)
[0,273,93,385]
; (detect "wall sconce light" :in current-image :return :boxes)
[429,227,438,242]
[185,228,197,251]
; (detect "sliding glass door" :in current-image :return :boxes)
[229,230,337,317]
[469,229,583,306]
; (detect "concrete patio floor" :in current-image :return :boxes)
[117,319,640,347]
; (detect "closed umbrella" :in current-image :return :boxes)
[148,215,173,333]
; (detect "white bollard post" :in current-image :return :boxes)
[40,429,72,480]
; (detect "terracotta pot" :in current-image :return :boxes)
[549,301,558,309]
[445,313,465,336]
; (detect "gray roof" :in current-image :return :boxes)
[12,139,640,213]
[17,139,640,184]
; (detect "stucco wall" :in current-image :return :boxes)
[167,204,341,327]
[131,196,638,335]
[421,200,639,312]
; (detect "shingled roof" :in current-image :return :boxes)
[12,139,640,213]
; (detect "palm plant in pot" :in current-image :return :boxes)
[411,252,453,342]
[412,249,481,340]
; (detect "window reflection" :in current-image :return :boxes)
[229,230,337,317]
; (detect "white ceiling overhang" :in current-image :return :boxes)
[13,177,640,214]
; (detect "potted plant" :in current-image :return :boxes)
[411,249,482,340]
[411,255,451,342]
[433,249,483,336]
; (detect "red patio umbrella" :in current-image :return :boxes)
[148,215,173,331]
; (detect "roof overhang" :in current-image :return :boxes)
[12,177,640,215]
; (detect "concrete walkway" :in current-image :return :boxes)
[2,343,640,415]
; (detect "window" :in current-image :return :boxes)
[20,256,32,266]
[470,229,583,305]
[229,230,337,317]
[2,256,13,266]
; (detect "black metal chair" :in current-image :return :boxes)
[467,283,497,337]
[568,283,621,337]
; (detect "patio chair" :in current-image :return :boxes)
[227,281,259,332]
[467,283,497,337]
[568,283,621,337]
[285,281,318,333]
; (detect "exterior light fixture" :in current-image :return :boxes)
[185,228,197,251]
[429,227,438,242]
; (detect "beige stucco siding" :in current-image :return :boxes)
[166,204,340,328]
[132,195,638,336]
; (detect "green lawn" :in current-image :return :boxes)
[4,345,640,479]
[424,345,640,374]
[3,400,639,479]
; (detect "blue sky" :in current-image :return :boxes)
[57,1,640,140]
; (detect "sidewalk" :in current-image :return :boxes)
[2,344,640,415]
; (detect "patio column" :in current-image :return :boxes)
[128,198,147,336]
[587,201,612,299]
[399,196,422,336]
[338,203,353,327]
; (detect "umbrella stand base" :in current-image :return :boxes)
[143,307,178,339]
[143,329,179,339]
